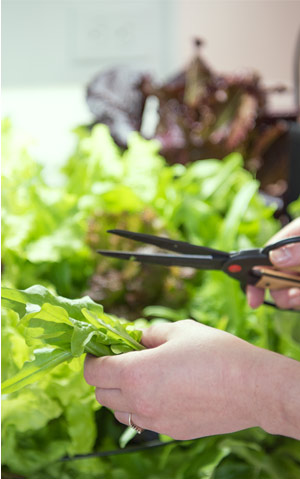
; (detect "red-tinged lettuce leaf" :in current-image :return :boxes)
[184,44,213,108]
[152,67,267,166]
[1,348,73,395]
[225,93,258,150]
[86,67,151,147]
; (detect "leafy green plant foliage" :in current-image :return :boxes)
[2,285,144,395]
[2,120,300,478]
[86,42,293,209]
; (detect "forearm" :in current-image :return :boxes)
[254,347,300,439]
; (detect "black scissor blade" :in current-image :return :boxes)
[107,229,229,258]
[97,250,225,269]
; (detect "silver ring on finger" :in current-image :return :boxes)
[128,412,144,434]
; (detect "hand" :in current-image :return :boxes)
[247,218,300,310]
[84,320,300,440]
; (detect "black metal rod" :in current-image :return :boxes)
[59,439,178,462]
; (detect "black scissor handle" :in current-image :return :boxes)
[262,235,300,255]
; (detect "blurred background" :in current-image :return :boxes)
[2,3,300,478]
[2,0,300,171]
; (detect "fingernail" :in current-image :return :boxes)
[270,247,293,266]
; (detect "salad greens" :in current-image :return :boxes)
[2,119,300,478]
[1,285,144,395]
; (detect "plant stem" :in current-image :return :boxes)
[85,338,113,357]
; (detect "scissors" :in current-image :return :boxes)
[98,230,300,309]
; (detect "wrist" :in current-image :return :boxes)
[252,346,300,439]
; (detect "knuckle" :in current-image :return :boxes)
[121,362,143,390]
[272,291,289,309]
[182,319,195,327]
[143,324,165,343]
[95,388,103,405]
[84,356,111,386]
[177,319,195,329]
[121,362,156,417]
[97,355,110,371]
[121,366,135,389]
[114,411,127,426]
[134,394,155,417]
[95,388,110,408]
[149,323,166,335]
[173,319,198,333]
[83,361,95,386]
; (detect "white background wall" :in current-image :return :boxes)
[2,0,176,174]
[2,0,300,174]
[176,0,300,112]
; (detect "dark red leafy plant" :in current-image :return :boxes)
[87,40,297,212]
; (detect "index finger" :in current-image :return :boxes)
[246,284,265,309]
[84,354,125,389]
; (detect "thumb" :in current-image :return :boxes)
[141,322,174,349]
[269,218,300,270]
[270,242,300,270]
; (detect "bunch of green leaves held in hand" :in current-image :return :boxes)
[1,285,144,395]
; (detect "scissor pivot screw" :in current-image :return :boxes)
[228,264,242,273]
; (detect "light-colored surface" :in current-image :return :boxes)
[2,0,300,171]
[2,86,91,181]
[2,0,175,172]
[2,0,176,87]
[176,0,300,111]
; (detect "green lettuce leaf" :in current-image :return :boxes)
[2,348,72,395]
[1,285,144,395]
[1,285,105,322]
